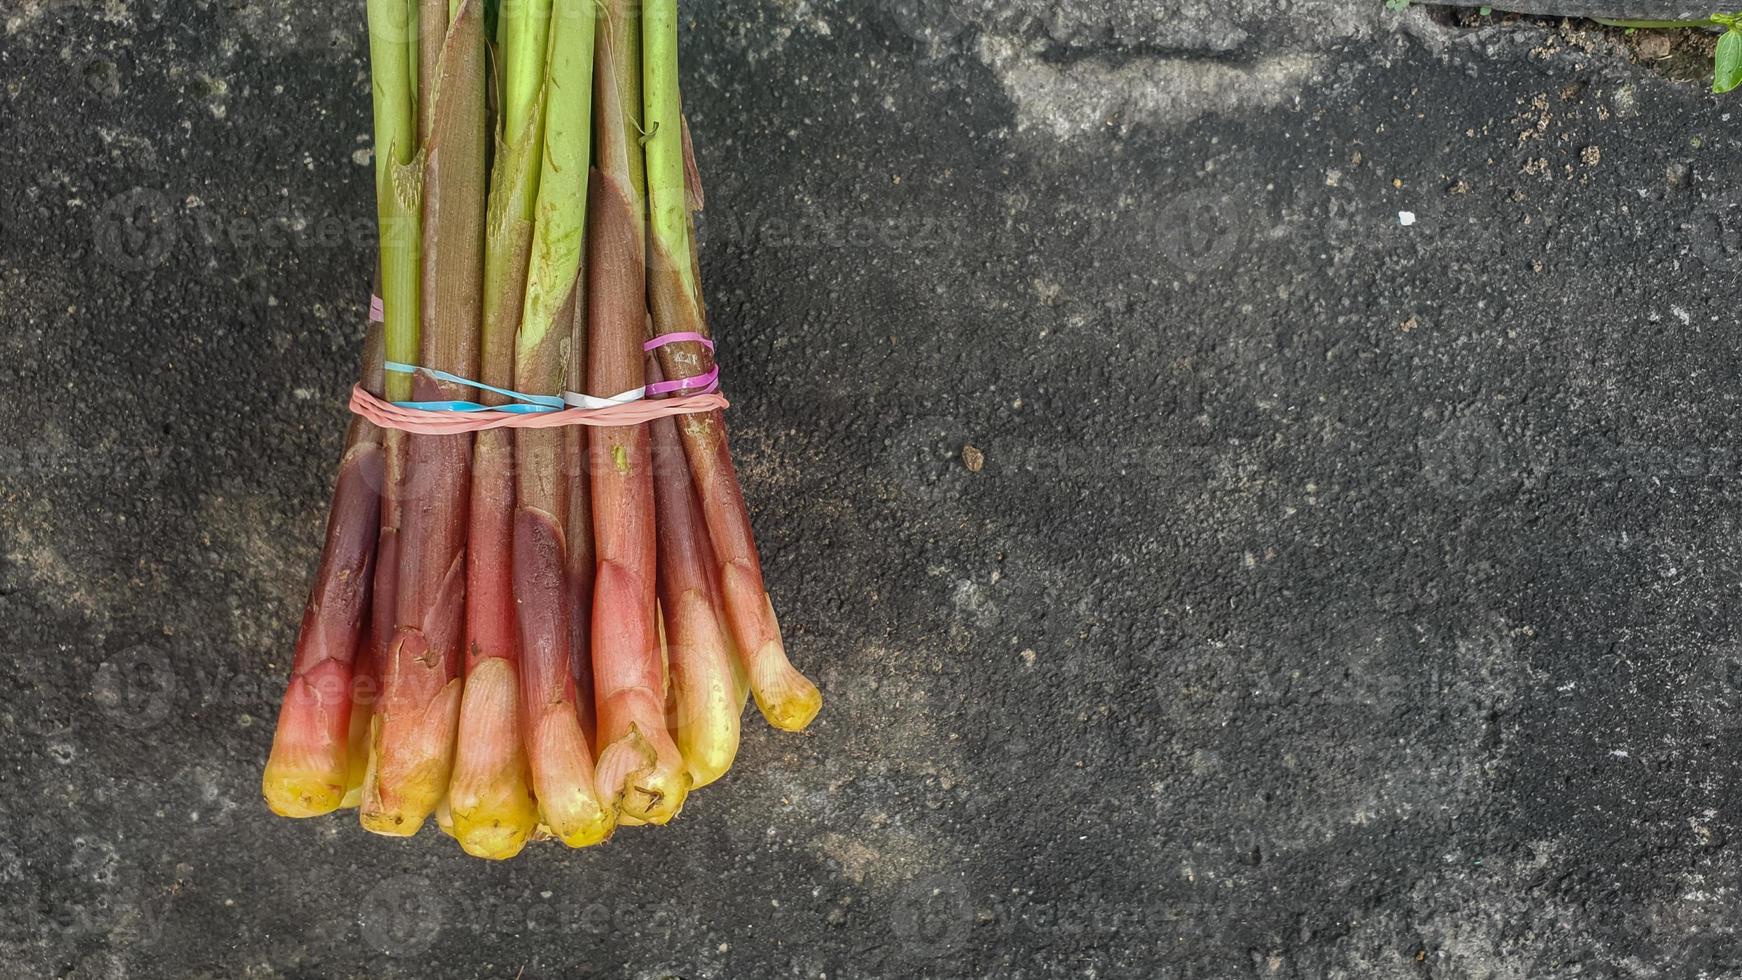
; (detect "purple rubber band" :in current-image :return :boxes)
[646,366,720,397]
[369,295,385,323]
[643,331,714,353]
[644,331,720,396]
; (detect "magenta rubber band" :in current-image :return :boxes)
[643,331,720,396]
[644,331,714,353]
[646,368,719,397]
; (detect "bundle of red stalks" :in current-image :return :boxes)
[261,0,821,859]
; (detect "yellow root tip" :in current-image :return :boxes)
[262,768,347,819]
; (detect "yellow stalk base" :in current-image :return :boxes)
[262,763,348,819]
[448,658,539,859]
[594,716,690,825]
[665,593,741,789]
[746,596,822,732]
[358,678,463,836]
[526,709,616,848]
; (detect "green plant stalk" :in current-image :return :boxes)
[360,0,485,838]
[518,1,593,362]
[471,0,550,644]
[406,0,419,110]
[501,0,552,144]
[648,356,739,790]
[516,0,614,847]
[677,203,746,718]
[642,0,687,303]
[467,0,552,705]
[481,0,551,375]
[367,0,421,402]
[590,0,689,827]
[451,0,550,852]
[643,2,820,732]
[362,2,420,819]
[355,0,414,823]
[438,0,540,859]
[434,35,534,854]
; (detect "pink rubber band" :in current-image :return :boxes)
[647,366,720,397]
[642,331,719,396]
[349,386,727,435]
[644,331,713,352]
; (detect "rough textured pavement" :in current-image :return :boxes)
[5,1,1742,977]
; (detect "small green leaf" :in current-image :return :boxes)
[1384,0,1409,10]
[1479,5,1492,14]
[1716,29,1742,93]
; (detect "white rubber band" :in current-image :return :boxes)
[562,387,648,410]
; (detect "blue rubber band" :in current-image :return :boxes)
[385,361,565,414]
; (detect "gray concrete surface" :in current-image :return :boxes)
[4,1,1742,977]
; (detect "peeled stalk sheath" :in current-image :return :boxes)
[648,357,740,788]
[448,0,550,853]
[516,0,614,848]
[418,0,446,144]
[643,2,820,731]
[361,0,487,837]
[368,0,420,406]
[588,0,688,824]
[262,302,388,817]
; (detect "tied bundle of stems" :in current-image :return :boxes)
[262,0,820,858]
